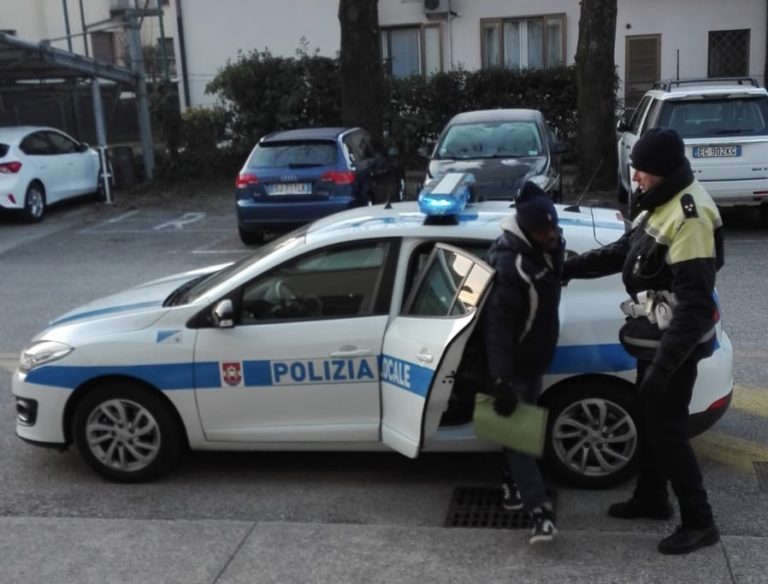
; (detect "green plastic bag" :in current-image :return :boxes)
[473,393,549,458]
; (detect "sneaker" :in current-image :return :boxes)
[608,498,674,520]
[529,506,557,544]
[501,479,523,511]
[657,524,719,555]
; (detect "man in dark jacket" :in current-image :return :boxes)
[483,180,564,545]
[563,128,724,555]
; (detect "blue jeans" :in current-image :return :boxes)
[502,375,550,511]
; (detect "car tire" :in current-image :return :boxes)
[542,378,639,488]
[23,182,46,222]
[239,227,265,245]
[72,382,182,482]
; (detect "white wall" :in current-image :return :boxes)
[616,0,766,88]
[175,0,341,107]
[0,0,176,64]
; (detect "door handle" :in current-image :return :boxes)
[330,348,372,357]
[416,350,433,364]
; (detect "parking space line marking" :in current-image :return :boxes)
[0,352,18,373]
[732,384,768,419]
[154,212,206,231]
[693,431,768,475]
[734,348,768,360]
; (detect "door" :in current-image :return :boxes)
[45,130,96,196]
[380,244,494,458]
[18,131,61,200]
[193,239,398,442]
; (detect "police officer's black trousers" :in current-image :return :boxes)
[633,356,715,529]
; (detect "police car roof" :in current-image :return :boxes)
[303,200,623,248]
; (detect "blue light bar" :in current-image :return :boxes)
[418,173,475,220]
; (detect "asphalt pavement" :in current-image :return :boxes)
[1,184,767,584]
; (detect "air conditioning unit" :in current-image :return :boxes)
[423,0,450,16]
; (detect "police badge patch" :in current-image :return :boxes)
[681,194,698,218]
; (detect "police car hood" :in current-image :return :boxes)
[46,263,230,331]
[428,156,546,199]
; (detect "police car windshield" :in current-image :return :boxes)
[167,229,309,306]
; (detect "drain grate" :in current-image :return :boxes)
[754,461,768,492]
[444,486,557,529]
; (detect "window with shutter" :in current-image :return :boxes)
[625,35,660,108]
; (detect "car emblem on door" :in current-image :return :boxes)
[221,362,243,387]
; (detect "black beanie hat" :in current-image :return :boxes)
[631,128,687,177]
[515,181,558,232]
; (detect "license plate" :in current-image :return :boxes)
[692,145,741,158]
[267,182,312,195]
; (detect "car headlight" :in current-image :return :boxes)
[19,341,74,373]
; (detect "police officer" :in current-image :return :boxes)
[563,128,724,555]
[483,180,564,545]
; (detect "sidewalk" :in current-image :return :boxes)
[2,516,764,584]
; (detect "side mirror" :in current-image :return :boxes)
[553,141,570,155]
[78,142,90,153]
[212,299,235,328]
[416,146,431,159]
[617,119,630,132]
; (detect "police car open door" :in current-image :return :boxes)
[380,243,494,458]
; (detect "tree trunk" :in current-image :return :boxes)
[575,0,618,191]
[338,0,387,146]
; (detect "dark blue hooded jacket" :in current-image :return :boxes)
[483,215,564,379]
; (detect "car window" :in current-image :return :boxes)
[343,131,373,163]
[437,121,542,159]
[19,132,52,155]
[628,96,652,135]
[404,240,490,306]
[405,247,490,317]
[248,140,337,168]
[659,97,768,137]
[45,131,80,154]
[239,240,396,323]
[642,99,664,134]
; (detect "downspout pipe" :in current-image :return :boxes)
[175,0,191,108]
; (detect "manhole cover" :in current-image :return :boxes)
[754,461,768,492]
[444,486,557,529]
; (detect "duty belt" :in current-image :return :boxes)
[621,289,677,329]
[621,289,716,345]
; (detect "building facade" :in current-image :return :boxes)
[169,0,767,109]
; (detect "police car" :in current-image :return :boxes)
[12,174,734,485]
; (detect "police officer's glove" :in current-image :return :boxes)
[492,379,519,417]
[638,364,671,395]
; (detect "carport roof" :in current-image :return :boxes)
[0,32,135,86]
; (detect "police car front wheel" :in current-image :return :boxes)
[72,382,182,482]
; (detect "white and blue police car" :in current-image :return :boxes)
[12,174,734,484]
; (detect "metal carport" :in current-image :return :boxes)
[0,30,155,201]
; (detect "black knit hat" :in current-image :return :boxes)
[631,128,687,177]
[515,181,558,232]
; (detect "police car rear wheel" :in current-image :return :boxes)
[543,380,639,488]
[72,383,181,482]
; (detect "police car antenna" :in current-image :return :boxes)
[564,158,604,213]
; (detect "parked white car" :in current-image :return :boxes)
[11,175,734,486]
[617,78,768,226]
[0,126,101,222]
